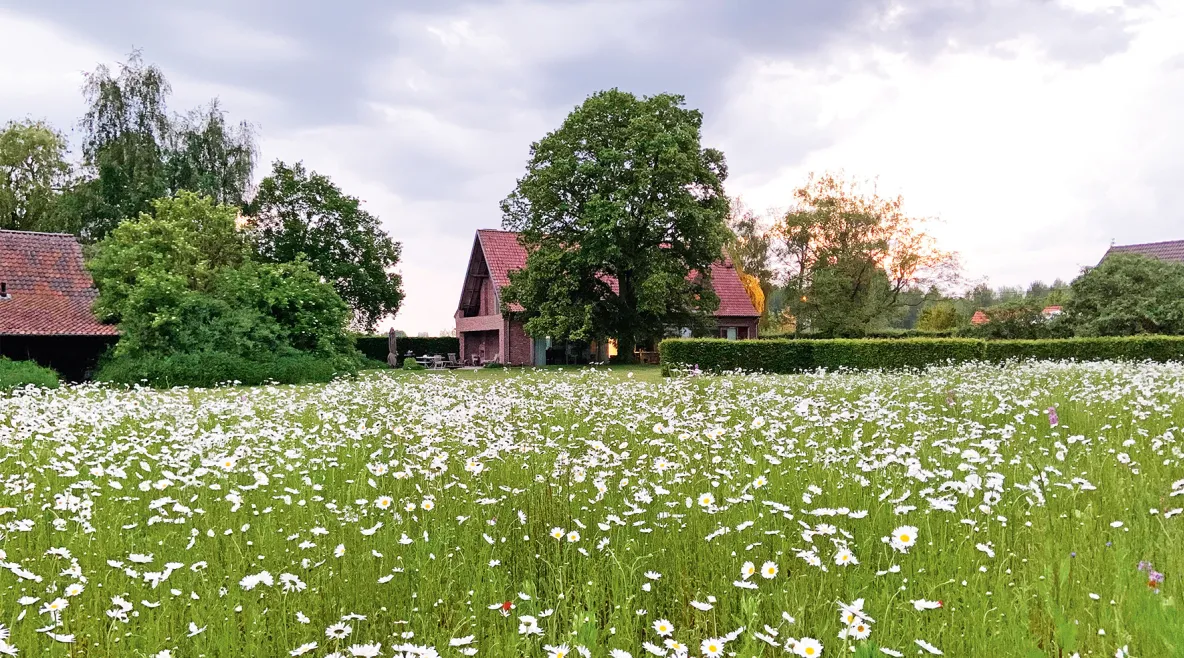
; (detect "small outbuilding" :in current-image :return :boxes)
[0,230,117,379]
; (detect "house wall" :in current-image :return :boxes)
[715,316,759,339]
[477,277,497,316]
[504,319,533,366]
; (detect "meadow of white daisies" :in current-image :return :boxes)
[1,361,1182,657]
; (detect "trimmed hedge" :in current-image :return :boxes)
[95,352,359,388]
[0,357,60,390]
[660,336,1184,374]
[757,329,958,340]
[355,336,460,364]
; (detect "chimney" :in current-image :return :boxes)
[0,281,7,298]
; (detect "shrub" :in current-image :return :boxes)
[87,193,358,378]
[483,360,504,369]
[660,339,813,375]
[958,301,1072,340]
[809,338,983,370]
[0,358,60,390]
[356,336,459,363]
[402,357,424,371]
[96,352,358,388]
[757,329,957,340]
[660,336,1184,374]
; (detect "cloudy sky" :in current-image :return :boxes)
[2,0,1181,333]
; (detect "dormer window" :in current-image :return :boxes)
[0,281,8,299]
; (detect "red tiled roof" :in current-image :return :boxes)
[472,229,759,317]
[0,230,118,336]
[970,310,989,325]
[1103,239,1184,264]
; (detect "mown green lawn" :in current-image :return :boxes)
[0,361,1180,657]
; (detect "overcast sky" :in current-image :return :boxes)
[2,0,1181,334]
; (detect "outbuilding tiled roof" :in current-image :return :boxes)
[472,229,759,317]
[1102,239,1184,264]
[0,230,118,336]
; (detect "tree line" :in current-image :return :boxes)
[1,52,405,381]
[1,51,404,332]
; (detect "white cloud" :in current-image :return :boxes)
[720,1,1184,289]
[0,10,110,131]
[161,9,305,63]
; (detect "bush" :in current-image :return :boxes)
[482,360,504,369]
[402,357,424,371]
[809,338,982,370]
[95,352,358,388]
[87,193,358,377]
[958,301,1072,340]
[757,329,957,340]
[356,336,459,364]
[0,358,60,390]
[660,336,1184,374]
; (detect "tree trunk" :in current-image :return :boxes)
[616,334,637,364]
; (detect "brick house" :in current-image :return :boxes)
[455,229,759,366]
[0,230,118,379]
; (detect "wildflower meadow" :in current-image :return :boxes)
[1,361,1181,657]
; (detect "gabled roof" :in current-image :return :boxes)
[0,230,118,336]
[1102,239,1184,264]
[469,229,759,317]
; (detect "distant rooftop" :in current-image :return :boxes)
[1102,239,1184,265]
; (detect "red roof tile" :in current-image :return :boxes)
[1103,239,1184,264]
[472,229,758,318]
[0,230,118,336]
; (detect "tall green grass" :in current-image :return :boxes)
[0,362,1179,656]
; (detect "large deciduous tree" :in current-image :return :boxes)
[0,120,72,231]
[774,172,959,337]
[247,161,404,332]
[60,51,256,241]
[1065,254,1184,336]
[500,89,731,360]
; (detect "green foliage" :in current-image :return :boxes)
[500,89,730,359]
[165,101,256,207]
[87,192,355,385]
[95,351,356,388]
[916,301,961,332]
[0,357,60,390]
[960,301,1071,340]
[0,120,72,231]
[1065,253,1184,336]
[661,336,1184,373]
[248,161,404,331]
[759,328,957,340]
[59,51,257,241]
[355,336,458,363]
[775,173,958,337]
[401,357,424,371]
